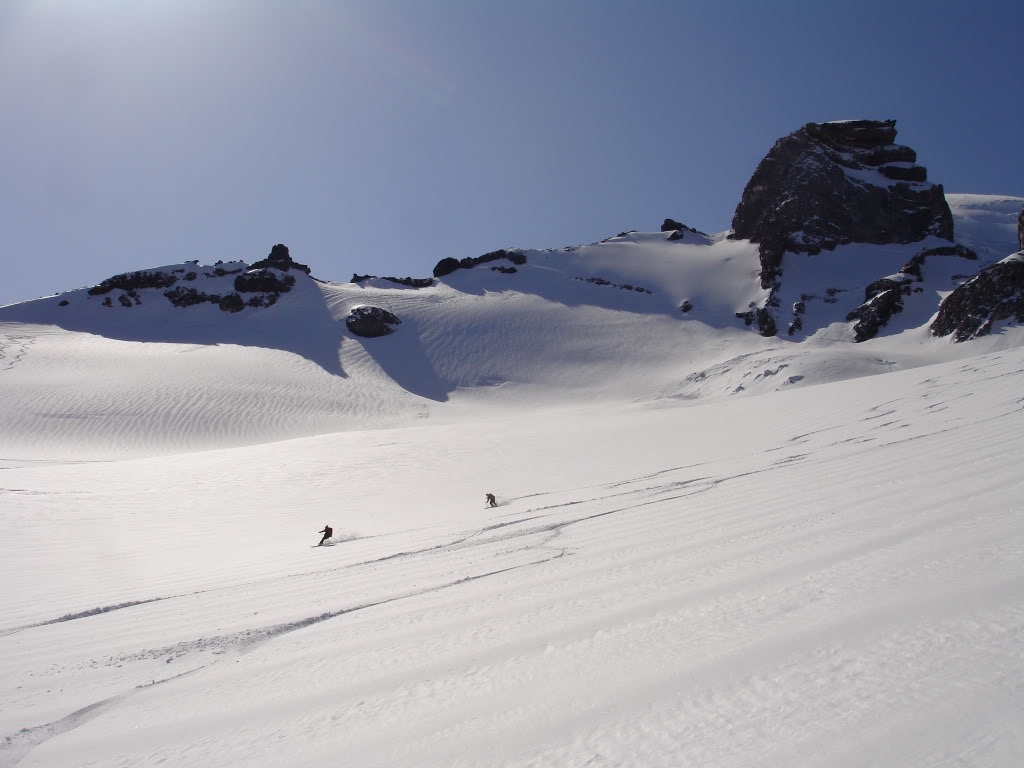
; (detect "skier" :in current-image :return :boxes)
[485,493,497,508]
[317,524,333,546]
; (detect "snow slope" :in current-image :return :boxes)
[1,194,1021,459]
[1,194,1024,766]
[2,346,1024,767]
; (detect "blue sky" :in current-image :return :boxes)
[1,0,1022,306]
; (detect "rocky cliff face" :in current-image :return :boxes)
[931,204,1024,342]
[931,254,1024,341]
[730,119,956,336]
[732,120,953,286]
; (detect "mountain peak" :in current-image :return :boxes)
[731,119,953,292]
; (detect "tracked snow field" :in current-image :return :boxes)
[2,345,1024,767]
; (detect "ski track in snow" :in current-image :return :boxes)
[2,350,1024,766]
[0,335,34,372]
[2,200,1024,766]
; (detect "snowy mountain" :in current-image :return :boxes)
[2,121,1024,767]
[0,185,1021,457]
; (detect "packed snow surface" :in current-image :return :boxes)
[3,348,1024,767]
[2,194,1024,766]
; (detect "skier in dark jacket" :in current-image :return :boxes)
[485,493,497,508]
[317,525,333,546]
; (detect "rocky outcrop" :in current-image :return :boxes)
[736,303,778,337]
[899,244,976,279]
[351,274,434,288]
[433,249,526,278]
[234,270,296,294]
[728,119,956,337]
[87,246,304,313]
[164,286,221,308]
[346,306,402,337]
[248,244,312,275]
[931,254,1024,341]
[841,244,978,341]
[88,269,178,296]
[1018,206,1024,251]
[731,119,953,290]
[846,280,911,342]
[573,276,652,294]
[661,219,706,236]
[218,293,245,313]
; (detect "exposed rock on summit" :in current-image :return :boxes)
[433,249,526,278]
[351,274,434,288]
[731,119,954,289]
[248,244,312,275]
[661,218,709,242]
[84,245,306,314]
[88,270,178,296]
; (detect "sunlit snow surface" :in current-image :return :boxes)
[1,195,1024,767]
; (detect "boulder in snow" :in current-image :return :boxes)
[346,306,402,337]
